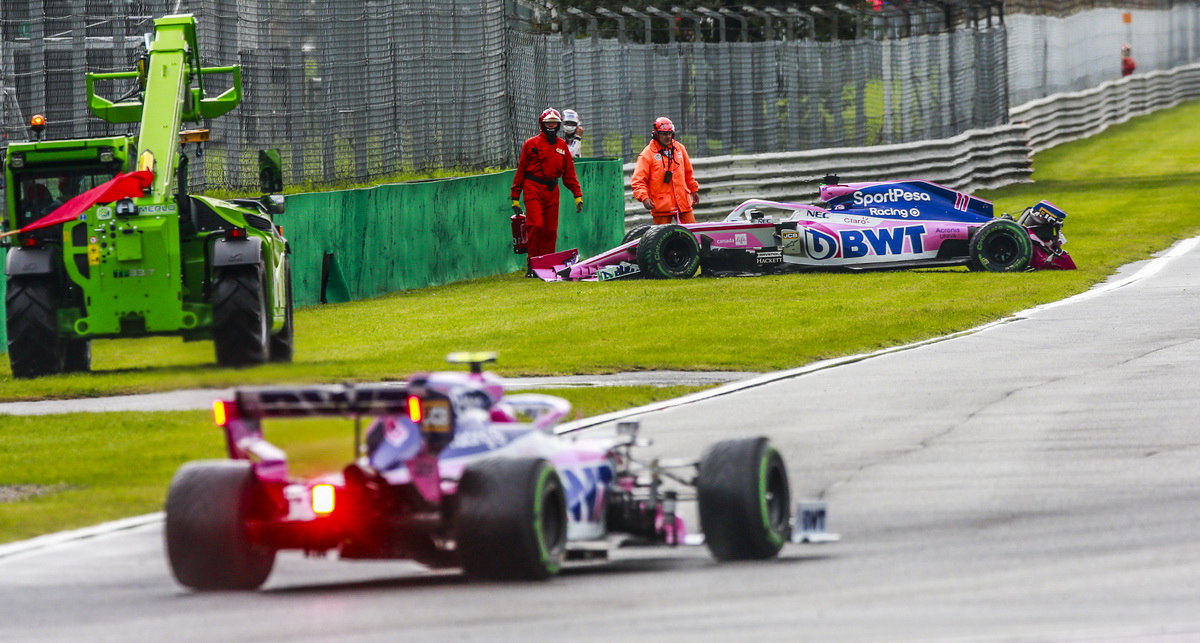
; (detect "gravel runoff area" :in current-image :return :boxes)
[0,484,70,503]
[0,371,760,416]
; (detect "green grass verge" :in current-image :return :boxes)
[6,101,1200,399]
[5,99,1200,543]
[0,385,706,544]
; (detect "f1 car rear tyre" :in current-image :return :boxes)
[456,457,567,580]
[63,339,92,374]
[213,265,270,367]
[968,219,1033,272]
[697,437,791,561]
[268,262,294,363]
[5,276,65,379]
[622,223,653,245]
[636,224,701,279]
[165,460,276,591]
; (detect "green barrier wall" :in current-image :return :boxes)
[0,158,625,351]
[278,158,624,307]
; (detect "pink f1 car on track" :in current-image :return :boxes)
[164,353,811,590]
[531,178,1076,281]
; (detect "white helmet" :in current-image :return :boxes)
[562,109,580,135]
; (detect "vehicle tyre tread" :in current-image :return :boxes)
[622,223,653,245]
[635,224,701,279]
[212,265,269,367]
[969,218,1033,273]
[5,276,64,378]
[697,436,790,561]
[164,460,275,590]
[456,457,567,580]
[268,261,294,363]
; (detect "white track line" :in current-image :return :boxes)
[0,512,163,561]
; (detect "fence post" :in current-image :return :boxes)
[696,7,727,43]
[645,7,676,44]
[595,8,627,44]
[621,6,653,45]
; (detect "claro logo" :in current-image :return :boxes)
[852,189,932,206]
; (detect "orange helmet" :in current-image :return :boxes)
[652,117,675,134]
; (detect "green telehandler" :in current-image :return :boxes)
[2,14,293,379]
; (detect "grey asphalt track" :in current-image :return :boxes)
[2,240,1200,642]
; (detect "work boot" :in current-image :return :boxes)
[525,267,537,278]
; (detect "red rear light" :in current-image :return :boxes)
[312,484,335,514]
[22,236,40,248]
[228,227,247,239]
[407,395,423,423]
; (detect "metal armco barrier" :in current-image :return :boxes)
[1011,63,1200,154]
[624,60,1200,224]
[623,123,1034,223]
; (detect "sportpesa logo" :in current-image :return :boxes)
[852,189,932,206]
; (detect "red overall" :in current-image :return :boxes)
[511,132,582,260]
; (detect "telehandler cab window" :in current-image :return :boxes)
[14,169,118,225]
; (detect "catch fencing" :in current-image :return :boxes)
[1012,61,1200,153]
[0,0,1010,197]
[513,17,1009,162]
[1006,3,1200,106]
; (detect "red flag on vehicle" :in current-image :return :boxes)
[0,169,154,238]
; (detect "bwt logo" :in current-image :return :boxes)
[852,188,933,206]
[806,225,927,260]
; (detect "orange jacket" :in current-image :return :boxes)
[631,139,700,217]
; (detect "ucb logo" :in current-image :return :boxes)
[804,228,839,260]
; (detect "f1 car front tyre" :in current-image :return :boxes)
[5,276,65,379]
[622,223,653,245]
[636,224,701,279]
[697,437,791,561]
[212,265,271,367]
[165,460,276,591]
[968,219,1033,272]
[456,457,567,580]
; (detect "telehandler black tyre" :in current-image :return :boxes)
[5,276,65,379]
[63,339,92,373]
[213,265,270,367]
[268,262,294,363]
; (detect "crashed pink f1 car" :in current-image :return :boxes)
[532,179,1076,281]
